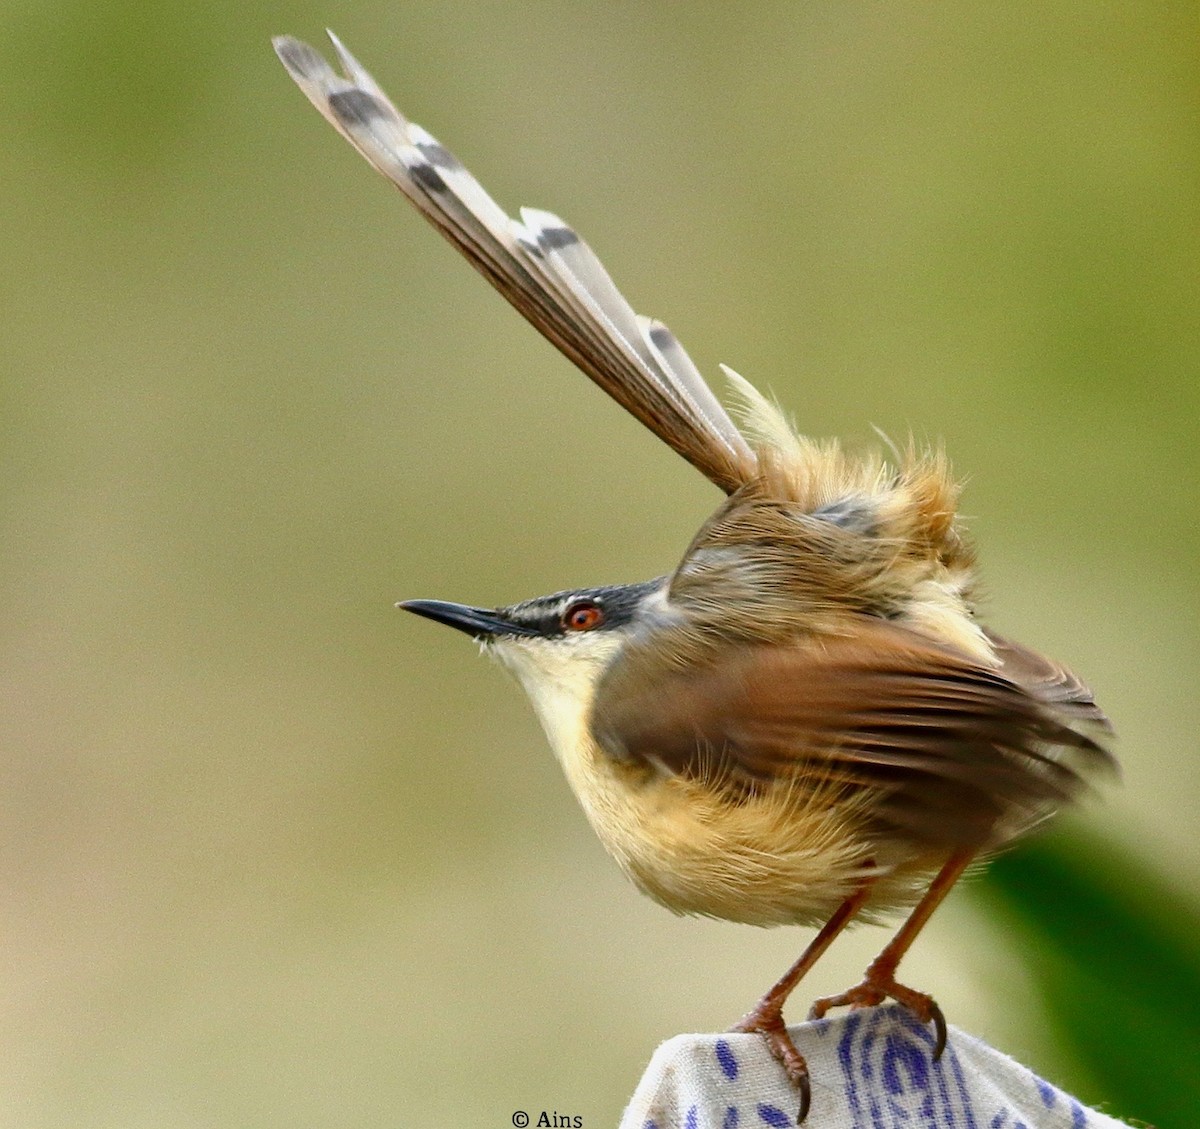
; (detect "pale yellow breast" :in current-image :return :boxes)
[491,634,931,928]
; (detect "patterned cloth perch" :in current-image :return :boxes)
[621,1006,1132,1129]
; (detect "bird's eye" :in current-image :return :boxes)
[562,600,604,632]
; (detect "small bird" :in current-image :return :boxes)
[274,32,1115,1122]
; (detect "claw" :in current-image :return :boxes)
[928,998,947,1060]
[796,1074,810,1124]
[808,976,948,1060]
[730,1006,812,1123]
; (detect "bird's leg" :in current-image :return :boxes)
[807,849,975,1058]
[730,880,874,1123]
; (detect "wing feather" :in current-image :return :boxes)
[273,33,756,492]
[985,629,1112,732]
[592,619,1114,852]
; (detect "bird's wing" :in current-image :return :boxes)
[592,618,1115,851]
[273,33,757,494]
[984,629,1112,732]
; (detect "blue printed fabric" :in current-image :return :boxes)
[621,1006,1132,1129]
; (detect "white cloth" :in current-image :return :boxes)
[621,1005,1131,1128]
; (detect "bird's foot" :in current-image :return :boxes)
[730,1001,811,1123]
[807,971,947,1059]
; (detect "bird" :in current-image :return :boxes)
[273,32,1115,1122]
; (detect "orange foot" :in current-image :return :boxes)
[730,1002,811,1123]
[807,973,947,1059]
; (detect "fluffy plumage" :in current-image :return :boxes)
[275,33,1116,1118]
[274,24,1114,921]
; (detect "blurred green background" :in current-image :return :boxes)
[3,2,1197,1127]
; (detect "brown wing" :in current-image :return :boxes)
[273,34,756,494]
[985,629,1112,732]
[592,619,1113,851]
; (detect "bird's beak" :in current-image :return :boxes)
[398,599,537,639]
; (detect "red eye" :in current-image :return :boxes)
[562,600,604,632]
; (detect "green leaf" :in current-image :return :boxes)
[977,828,1200,1128]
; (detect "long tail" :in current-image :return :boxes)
[274,33,758,494]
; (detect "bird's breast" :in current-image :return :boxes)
[515,671,916,926]
[564,727,939,926]
[493,632,935,927]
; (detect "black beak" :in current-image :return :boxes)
[398,599,537,639]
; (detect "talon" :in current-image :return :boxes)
[928,999,947,1059]
[730,1006,812,1123]
[806,975,948,1059]
[806,983,881,1020]
[795,1072,810,1124]
[806,989,853,1020]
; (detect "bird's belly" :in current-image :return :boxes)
[559,738,927,928]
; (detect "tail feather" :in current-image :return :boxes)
[273,33,757,493]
